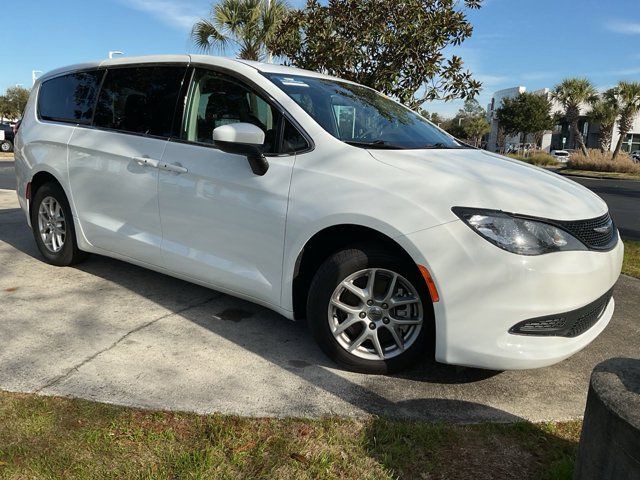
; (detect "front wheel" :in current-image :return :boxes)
[307,245,433,374]
[0,140,12,152]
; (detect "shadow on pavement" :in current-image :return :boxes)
[0,212,509,422]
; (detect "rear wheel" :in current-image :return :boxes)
[0,140,12,152]
[30,182,88,266]
[307,245,433,374]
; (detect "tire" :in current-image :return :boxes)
[0,140,12,152]
[307,244,434,374]
[30,182,88,266]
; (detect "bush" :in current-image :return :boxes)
[567,150,640,174]
[507,152,559,166]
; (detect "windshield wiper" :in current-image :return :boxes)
[418,143,469,149]
[345,140,405,149]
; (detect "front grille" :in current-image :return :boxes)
[509,288,613,338]
[556,213,617,250]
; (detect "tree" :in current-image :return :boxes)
[0,95,10,121]
[442,117,465,138]
[588,89,619,153]
[458,98,485,118]
[192,0,288,61]
[418,109,445,126]
[440,99,489,145]
[495,92,554,149]
[551,78,597,157]
[0,86,30,120]
[268,0,483,109]
[611,81,640,159]
[464,115,490,147]
[456,99,489,145]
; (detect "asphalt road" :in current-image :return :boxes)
[568,175,640,241]
[0,189,638,423]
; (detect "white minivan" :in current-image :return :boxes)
[14,55,623,374]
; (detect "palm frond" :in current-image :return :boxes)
[192,0,289,59]
[191,19,228,53]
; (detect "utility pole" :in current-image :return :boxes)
[32,70,42,86]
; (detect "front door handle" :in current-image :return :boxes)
[160,162,188,174]
[133,156,160,168]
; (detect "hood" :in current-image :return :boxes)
[367,148,608,223]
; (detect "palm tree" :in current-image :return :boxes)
[612,81,640,160]
[191,0,288,62]
[551,78,598,156]
[588,88,619,153]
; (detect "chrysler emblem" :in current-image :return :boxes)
[594,222,612,234]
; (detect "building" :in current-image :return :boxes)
[486,86,640,154]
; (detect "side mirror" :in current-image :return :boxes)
[212,123,269,176]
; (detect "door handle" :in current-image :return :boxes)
[160,162,188,174]
[133,156,160,168]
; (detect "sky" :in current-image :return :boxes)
[1,0,639,117]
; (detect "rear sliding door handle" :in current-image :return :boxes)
[133,156,160,168]
[159,162,188,174]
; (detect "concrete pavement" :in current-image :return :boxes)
[0,160,15,190]
[1,189,638,423]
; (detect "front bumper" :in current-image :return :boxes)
[398,220,624,370]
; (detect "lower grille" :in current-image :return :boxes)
[509,289,613,338]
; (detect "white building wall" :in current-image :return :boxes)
[611,115,640,152]
[486,86,526,152]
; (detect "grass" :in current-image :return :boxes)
[507,152,560,167]
[0,391,581,480]
[567,150,640,176]
[623,240,640,278]
[0,152,13,159]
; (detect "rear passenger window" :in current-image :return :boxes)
[38,71,103,124]
[93,66,186,137]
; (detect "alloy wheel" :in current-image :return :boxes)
[328,268,423,361]
[37,196,66,253]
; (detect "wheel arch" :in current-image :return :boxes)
[29,170,65,216]
[290,223,429,321]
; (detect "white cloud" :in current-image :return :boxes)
[118,0,202,30]
[605,20,640,35]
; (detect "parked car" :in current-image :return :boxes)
[550,150,571,162]
[631,150,640,163]
[0,123,15,152]
[14,56,623,374]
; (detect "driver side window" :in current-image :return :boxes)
[183,69,280,154]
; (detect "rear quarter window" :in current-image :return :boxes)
[38,71,104,124]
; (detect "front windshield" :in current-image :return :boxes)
[264,73,464,149]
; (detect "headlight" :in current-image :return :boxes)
[452,207,587,255]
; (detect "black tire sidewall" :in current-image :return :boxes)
[307,245,434,374]
[30,183,81,266]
